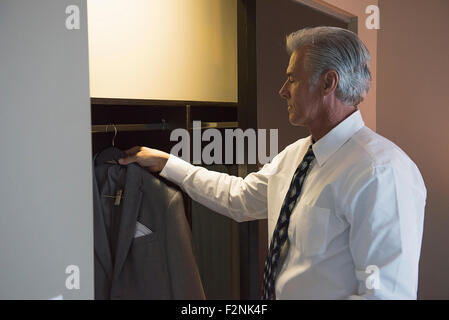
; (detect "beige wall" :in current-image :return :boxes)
[87,0,237,102]
[320,0,378,131]
[377,0,449,299]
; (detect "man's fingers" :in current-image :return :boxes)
[118,155,136,165]
[118,146,140,165]
[123,146,141,155]
[118,146,141,164]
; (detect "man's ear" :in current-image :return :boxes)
[322,70,338,93]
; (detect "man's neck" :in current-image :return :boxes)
[310,106,357,142]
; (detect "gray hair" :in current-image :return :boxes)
[286,26,371,106]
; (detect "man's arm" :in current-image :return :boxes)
[119,146,281,222]
[343,164,426,299]
[158,153,277,222]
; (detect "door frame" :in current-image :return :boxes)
[295,0,358,33]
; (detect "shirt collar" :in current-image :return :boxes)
[311,110,365,167]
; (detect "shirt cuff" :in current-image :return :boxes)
[159,154,194,185]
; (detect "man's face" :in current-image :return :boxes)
[279,49,321,126]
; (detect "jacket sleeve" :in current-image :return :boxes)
[159,154,281,222]
[164,190,205,299]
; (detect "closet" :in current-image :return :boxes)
[88,0,255,299]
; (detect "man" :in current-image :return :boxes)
[118,27,426,299]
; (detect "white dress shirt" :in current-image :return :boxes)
[159,110,426,299]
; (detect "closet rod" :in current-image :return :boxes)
[91,121,239,133]
[194,121,239,129]
[91,120,167,133]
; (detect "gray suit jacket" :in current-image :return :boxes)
[93,147,205,299]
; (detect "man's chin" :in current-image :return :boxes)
[288,115,305,127]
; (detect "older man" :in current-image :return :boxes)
[118,27,426,299]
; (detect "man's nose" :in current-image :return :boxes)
[279,82,289,100]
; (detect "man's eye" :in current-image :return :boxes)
[288,78,294,83]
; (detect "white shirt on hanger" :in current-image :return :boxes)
[159,110,426,299]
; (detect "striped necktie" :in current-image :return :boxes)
[262,144,315,300]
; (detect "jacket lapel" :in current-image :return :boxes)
[92,152,114,279]
[113,164,143,279]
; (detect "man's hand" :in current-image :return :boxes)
[118,146,169,172]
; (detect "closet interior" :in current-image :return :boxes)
[88,0,258,299]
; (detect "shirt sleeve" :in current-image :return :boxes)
[159,153,280,222]
[344,164,426,299]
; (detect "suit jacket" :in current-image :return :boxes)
[93,147,205,299]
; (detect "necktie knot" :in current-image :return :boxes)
[303,144,315,163]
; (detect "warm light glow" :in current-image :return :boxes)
[87,0,237,102]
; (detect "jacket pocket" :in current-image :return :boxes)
[132,232,158,246]
[291,203,331,258]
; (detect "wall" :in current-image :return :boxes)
[377,0,449,299]
[0,0,93,299]
[87,0,237,102]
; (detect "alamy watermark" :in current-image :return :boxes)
[365,5,380,30]
[170,121,278,165]
[65,5,80,30]
[365,265,380,290]
[65,264,80,290]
